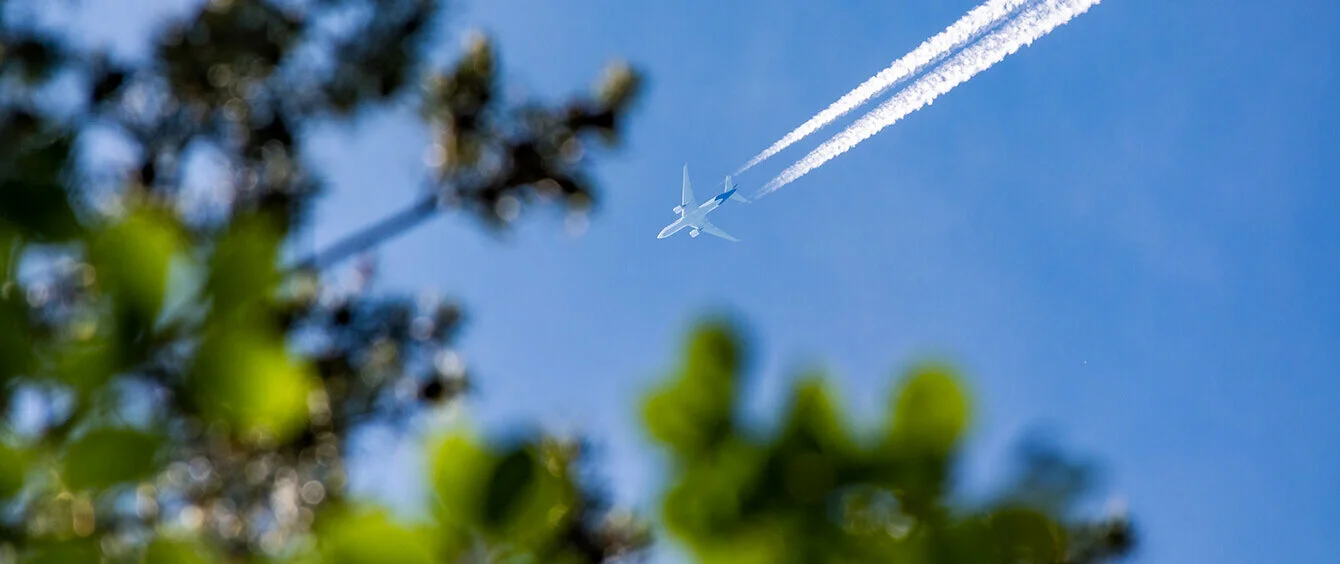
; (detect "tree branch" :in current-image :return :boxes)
[289,192,441,272]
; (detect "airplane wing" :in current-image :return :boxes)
[682,164,697,207]
[698,220,739,242]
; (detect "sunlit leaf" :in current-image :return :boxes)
[317,509,436,564]
[190,329,315,443]
[596,61,641,113]
[889,363,971,454]
[429,431,494,527]
[62,427,163,491]
[91,209,183,323]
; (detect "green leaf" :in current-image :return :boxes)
[889,363,971,454]
[0,241,35,383]
[429,431,494,531]
[660,440,763,542]
[986,506,1065,562]
[91,209,183,323]
[771,378,854,505]
[779,376,856,455]
[62,428,163,491]
[0,442,27,498]
[489,445,578,551]
[643,322,743,456]
[145,537,218,564]
[21,541,99,564]
[206,214,282,319]
[318,509,436,564]
[429,434,579,554]
[190,328,315,443]
[54,340,118,396]
[482,447,536,529]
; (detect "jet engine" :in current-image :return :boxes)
[673,206,683,214]
[689,229,700,238]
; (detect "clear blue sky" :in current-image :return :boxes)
[54,0,1340,561]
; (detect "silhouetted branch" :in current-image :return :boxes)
[290,192,440,271]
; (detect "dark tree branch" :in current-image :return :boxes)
[290,192,440,272]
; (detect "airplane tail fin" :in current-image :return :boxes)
[725,176,750,203]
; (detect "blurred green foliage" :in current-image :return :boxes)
[0,443,24,499]
[91,210,183,318]
[2,0,645,560]
[62,428,164,492]
[143,538,217,564]
[644,322,1133,563]
[425,431,642,562]
[314,510,436,564]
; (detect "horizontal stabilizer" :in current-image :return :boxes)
[725,176,750,203]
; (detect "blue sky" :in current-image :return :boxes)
[51,0,1340,561]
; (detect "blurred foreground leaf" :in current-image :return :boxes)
[62,428,163,491]
[21,541,100,564]
[0,442,26,498]
[429,431,495,532]
[428,431,614,561]
[482,446,537,528]
[91,209,184,326]
[206,215,283,318]
[642,321,742,458]
[317,509,436,564]
[144,537,218,564]
[889,363,971,455]
[190,330,315,443]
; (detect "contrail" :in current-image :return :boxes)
[755,0,1102,197]
[734,0,1034,176]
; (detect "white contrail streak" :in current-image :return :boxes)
[735,0,1034,176]
[755,0,1101,197]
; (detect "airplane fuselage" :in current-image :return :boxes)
[657,188,736,239]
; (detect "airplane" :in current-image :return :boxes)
[657,164,749,241]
